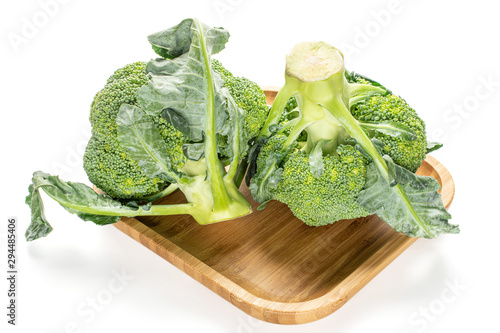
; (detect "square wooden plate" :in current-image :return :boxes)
[113,89,455,324]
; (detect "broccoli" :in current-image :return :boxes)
[347,73,427,172]
[249,41,459,238]
[25,18,268,241]
[84,58,266,200]
[275,145,370,226]
[211,59,269,154]
[84,61,185,200]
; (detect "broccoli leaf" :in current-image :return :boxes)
[25,184,53,241]
[309,140,327,177]
[353,137,385,162]
[358,156,459,238]
[245,138,265,186]
[183,142,205,161]
[117,104,181,183]
[137,19,230,142]
[138,18,247,163]
[248,154,283,207]
[25,172,133,241]
[249,144,295,204]
[137,18,250,216]
[147,18,197,59]
[345,71,388,90]
[359,121,417,141]
[426,141,444,154]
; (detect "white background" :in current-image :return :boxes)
[1,0,499,332]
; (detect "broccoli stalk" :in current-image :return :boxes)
[27,85,251,241]
[250,41,458,238]
[25,18,254,241]
[251,42,385,202]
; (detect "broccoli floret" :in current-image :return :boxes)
[351,94,426,172]
[84,62,185,199]
[275,145,370,226]
[254,135,294,177]
[250,41,458,238]
[212,59,268,141]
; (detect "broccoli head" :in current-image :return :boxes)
[346,72,426,172]
[274,145,370,226]
[84,62,185,199]
[250,41,458,238]
[350,93,426,172]
[84,59,268,200]
[26,19,265,241]
[212,59,268,141]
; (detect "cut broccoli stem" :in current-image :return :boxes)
[272,41,438,238]
[250,41,457,238]
[300,99,344,155]
[281,42,390,179]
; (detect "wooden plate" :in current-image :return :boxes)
[113,89,455,325]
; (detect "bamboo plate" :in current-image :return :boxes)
[113,88,455,325]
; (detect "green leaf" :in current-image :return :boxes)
[148,18,196,59]
[25,184,53,241]
[354,137,385,161]
[426,141,444,154]
[138,18,249,212]
[117,104,181,183]
[345,71,391,93]
[147,18,229,58]
[161,107,192,139]
[359,121,417,141]
[309,140,327,178]
[249,142,295,204]
[25,172,138,241]
[358,156,459,238]
[138,19,231,142]
[245,138,265,186]
[248,155,283,204]
[138,19,248,163]
[183,142,205,161]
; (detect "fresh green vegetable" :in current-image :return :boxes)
[25,18,268,241]
[249,41,459,238]
[25,22,458,242]
[84,58,267,200]
[83,61,185,200]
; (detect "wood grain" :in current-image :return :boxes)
[113,88,455,324]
